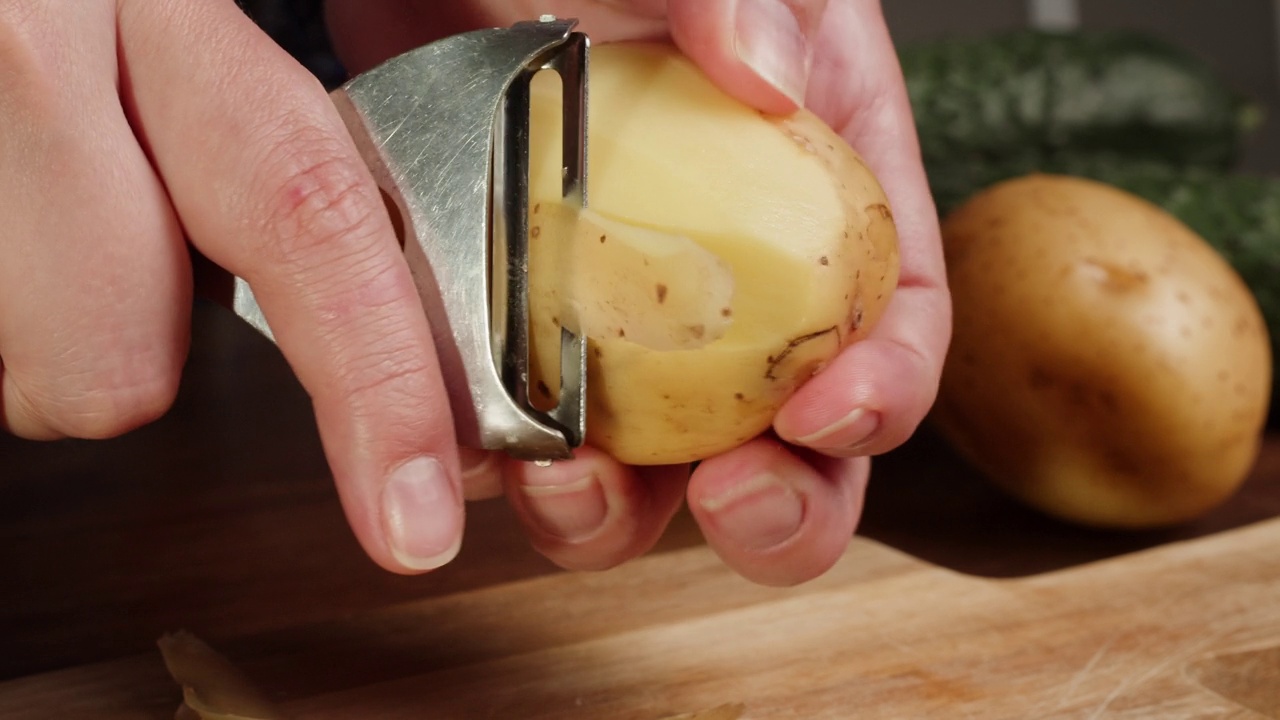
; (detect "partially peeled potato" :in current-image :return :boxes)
[527,43,899,465]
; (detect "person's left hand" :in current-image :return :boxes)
[323,0,951,586]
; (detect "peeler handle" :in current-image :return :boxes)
[233,18,589,461]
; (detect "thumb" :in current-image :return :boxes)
[666,0,830,113]
[327,0,828,115]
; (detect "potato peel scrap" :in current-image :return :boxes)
[158,631,744,720]
[158,631,287,720]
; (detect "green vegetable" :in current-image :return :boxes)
[902,29,1262,170]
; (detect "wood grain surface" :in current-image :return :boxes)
[2,301,1279,717]
[3,513,1280,717]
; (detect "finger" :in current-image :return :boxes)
[325,0,827,116]
[503,447,688,571]
[667,0,831,113]
[0,1,190,441]
[688,437,867,586]
[774,0,951,457]
[774,288,949,457]
[118,0,462,574]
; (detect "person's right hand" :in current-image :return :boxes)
[1,1,472,573]
[326,0,951,587]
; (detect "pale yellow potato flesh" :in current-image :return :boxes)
[935,174,1273,528]
[526,43,899,465]
[529,204,735,352]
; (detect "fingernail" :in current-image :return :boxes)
[796,407,880,454]
[380,457,463,570]
[520,474,608,542]
[734,0,815,106]
[700,473,804,551]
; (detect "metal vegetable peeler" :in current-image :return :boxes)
[232,17,590,462]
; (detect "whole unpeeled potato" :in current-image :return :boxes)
[524,43,900,465]
[935,174,1272,528]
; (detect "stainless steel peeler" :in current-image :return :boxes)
[233,17,590,462]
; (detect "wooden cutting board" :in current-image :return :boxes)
[4,304,1278,718]
[3,514,1279,719]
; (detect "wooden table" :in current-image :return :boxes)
[3,301,1279,717]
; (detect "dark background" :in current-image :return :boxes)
[884,0,1280,173]
[239,0,1280,172]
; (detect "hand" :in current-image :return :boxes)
[0,1,466,572]
[326,0,952,585]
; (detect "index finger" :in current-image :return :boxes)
[118,0,464,573]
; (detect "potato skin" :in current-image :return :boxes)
[934,174,1272,528]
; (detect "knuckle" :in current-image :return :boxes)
[0,8,58,115]
[338,351,445,455]
[249,127,387,271]
[321,307,442,430]
[18,354,182,440]
[337,328,435,414]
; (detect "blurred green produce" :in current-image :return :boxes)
[901,29,1262,170]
